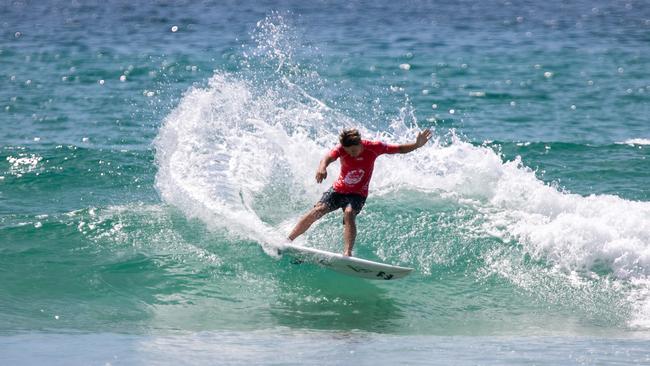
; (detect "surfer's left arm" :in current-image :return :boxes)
[396,129,432,153]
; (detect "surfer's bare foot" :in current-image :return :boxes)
[343,251,352,257]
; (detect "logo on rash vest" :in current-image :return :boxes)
[344,169,365,185]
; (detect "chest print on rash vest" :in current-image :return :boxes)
[344,169,365,185]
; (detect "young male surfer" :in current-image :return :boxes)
[288,128,432,256]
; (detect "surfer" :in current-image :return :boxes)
[288,128,432,256]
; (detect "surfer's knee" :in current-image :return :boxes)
[312,203,330,218]
[343,206,356,221]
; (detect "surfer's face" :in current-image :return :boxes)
[343,144,363,157]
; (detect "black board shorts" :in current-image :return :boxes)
[318,187,367,214]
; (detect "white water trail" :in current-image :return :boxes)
[154,74,349,254]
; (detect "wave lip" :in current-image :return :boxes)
[618,138,650,146]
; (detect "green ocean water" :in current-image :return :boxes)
[1,1,650,364]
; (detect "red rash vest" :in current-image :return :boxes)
[328,140,400,197]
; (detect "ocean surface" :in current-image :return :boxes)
[1,0,650,364]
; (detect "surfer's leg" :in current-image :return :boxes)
[343,205,357,256]
[288,203,333,241]
[289,188,340,241]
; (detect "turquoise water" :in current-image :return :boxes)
[1,1,650,364]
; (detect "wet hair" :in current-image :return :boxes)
[339,128,361,147]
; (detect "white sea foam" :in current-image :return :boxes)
[371,130,650,327]
[618,138,650,146]
[378,137,650,274]
[370,134,650,277]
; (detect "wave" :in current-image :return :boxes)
[153,15,650,329]
[618,138,650,146]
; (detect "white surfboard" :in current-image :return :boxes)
[279,244,413,280]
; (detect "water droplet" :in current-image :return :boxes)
[399,63,411,71]
[82,137,89,143]
[544,71,553,78]
[119,75,126,82]
[449,109,455,114]
[14,31,21,38]
[98,79,105,85]
[431,104,438,109]
[510,101,517,106]
[618,67,624,74]
[171,25,179,32]
[571,105,576,110]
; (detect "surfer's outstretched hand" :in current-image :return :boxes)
[416,128,432,148]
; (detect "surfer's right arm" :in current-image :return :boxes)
[315,154,337,183]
